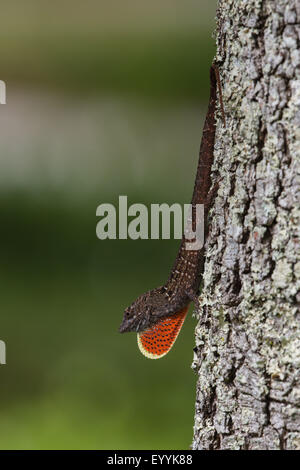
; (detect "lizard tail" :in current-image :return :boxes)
[137,305,189,359]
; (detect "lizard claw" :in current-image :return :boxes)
[185,289,200,311]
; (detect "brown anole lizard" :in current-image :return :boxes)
[119,63,224,359]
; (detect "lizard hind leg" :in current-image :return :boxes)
[137,305,189,359]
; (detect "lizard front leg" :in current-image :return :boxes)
[185,287,201,312]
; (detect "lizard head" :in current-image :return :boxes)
[119,286,189,334]
[119,289,160,333]
[119,289,190,359]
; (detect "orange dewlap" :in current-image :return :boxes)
[137,305,189,359]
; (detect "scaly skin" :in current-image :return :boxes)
[119,64,219,334]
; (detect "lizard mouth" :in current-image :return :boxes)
[119,304,149,333]
[119,316,130,333]
[119,312,141,333]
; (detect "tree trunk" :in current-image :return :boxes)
[192,0,300,450]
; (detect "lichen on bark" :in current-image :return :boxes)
[192,0,300,450]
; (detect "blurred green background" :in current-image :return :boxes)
[0,0,217,449]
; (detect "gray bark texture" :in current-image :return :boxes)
[192,0,300,450]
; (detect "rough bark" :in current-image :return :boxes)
[192,0,300,450]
